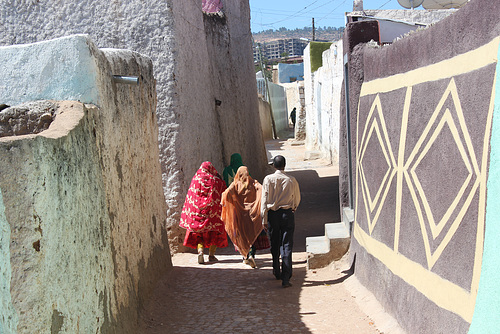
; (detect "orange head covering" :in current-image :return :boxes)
[221,166,263,257]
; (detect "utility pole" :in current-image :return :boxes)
[312,18,315,41]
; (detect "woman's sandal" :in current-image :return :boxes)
[198,253,205,264]
[248,256,256,268]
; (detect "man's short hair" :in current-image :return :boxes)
[272,155,286,170]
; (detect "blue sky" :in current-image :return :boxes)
[250,0,409,32]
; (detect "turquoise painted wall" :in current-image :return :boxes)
[468,43,500,334]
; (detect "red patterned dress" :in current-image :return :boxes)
[180,161,228,249]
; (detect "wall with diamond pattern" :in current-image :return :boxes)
[345,0,500,333]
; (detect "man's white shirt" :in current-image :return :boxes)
[261,170,301,223]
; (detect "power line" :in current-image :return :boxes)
[316,0,348,24]
[251,10,344,20]
[252,0,348,29]
[259,0,326,26]
[377,0,393,9]
[252,7,322,14]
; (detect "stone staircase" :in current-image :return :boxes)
[306,207,354,270]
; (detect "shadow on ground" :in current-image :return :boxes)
[139,137,351,333]
[139,252,312,334]
[288,170,340,252]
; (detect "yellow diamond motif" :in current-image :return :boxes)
[405,78,480,269]
[358,94,397,234]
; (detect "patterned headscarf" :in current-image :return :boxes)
[180,161,227,233]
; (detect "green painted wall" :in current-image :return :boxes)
[310,41,332,73]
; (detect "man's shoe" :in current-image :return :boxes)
[282,282,292,288]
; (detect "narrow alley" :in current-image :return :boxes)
[138,137,399,334]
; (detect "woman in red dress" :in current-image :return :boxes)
[180,161,228,264]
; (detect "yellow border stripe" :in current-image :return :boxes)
[354,37,500,324]
[394,86,412,251]
[360,37,500,97]
[354,223,474,322]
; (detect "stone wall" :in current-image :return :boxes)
[0,0,268,252]
[303,41,343,164]
[0,35,170,334]
[343,0,500,332]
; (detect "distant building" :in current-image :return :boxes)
[253,38,309,62]
[277,63,304,83]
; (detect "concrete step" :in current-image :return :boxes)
[306,222,350,270]
[343,207,354,236]
[304,150,322,160]
[290,140,304,146]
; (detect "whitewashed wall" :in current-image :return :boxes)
[303,41,343,164]
[282,81,301,125]
[258,97,273,140]
[0,0,268,252]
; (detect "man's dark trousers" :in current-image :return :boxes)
[268,208,295,285]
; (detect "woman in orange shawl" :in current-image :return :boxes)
[180,161,228,264]
[221,166,269,268]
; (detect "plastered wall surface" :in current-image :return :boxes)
[200,2,268,177]
[278,81,306,140]
[0,0,268,252]
[304,41,343,164]
[0,35,170,333]
[344,0,500,332]
[0,37,99,105]
[258,97,273,140]
[347,9,456,25]
[304,44,313,144]
[282,81,300,120]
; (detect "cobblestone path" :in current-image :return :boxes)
[138,251,382,334]
[138,138,402,334]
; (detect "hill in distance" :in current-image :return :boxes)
[252,26,344,43]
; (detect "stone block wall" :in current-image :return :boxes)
[342,0,500,332]
[0,0,268,252]
[0,35,170,334]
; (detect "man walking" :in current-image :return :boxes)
[261,155,301,288]
[290,107,297,127]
